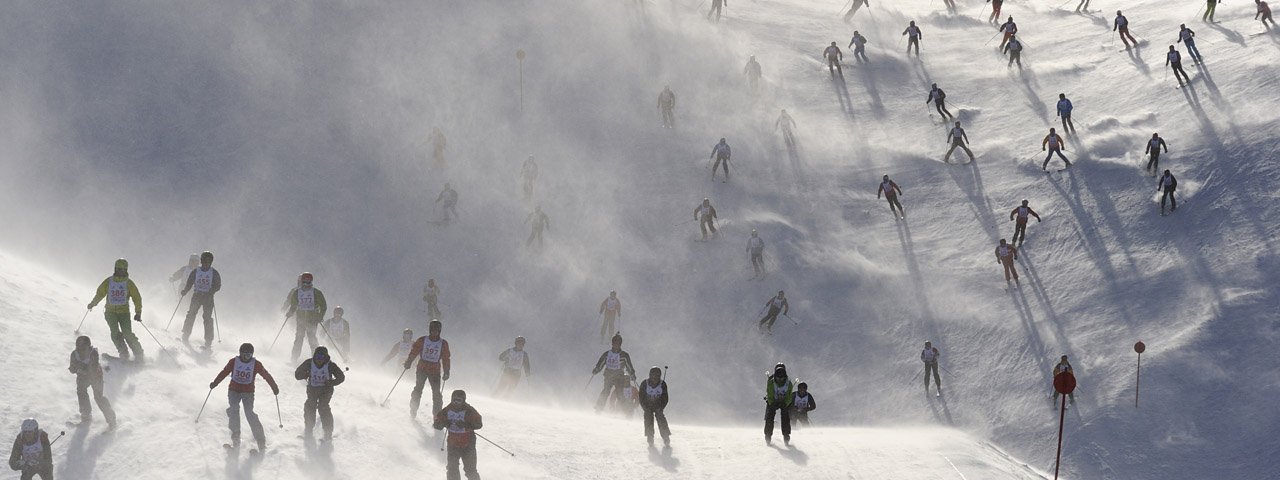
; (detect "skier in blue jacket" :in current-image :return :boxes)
[1056,94,1075,134]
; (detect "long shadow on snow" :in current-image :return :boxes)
[856,63,886,117]
[60,424,115,479]
[1205,22,1248,47]
[770,443,809,465]
[1007,277,1053,387]
[1017,252,1076,357]
[945,158,999,245]
[928,389,956,425]
[1124,46,1151,77]
[831,74,856,121]
[896,220,941,344]
[1017,69,1051,125]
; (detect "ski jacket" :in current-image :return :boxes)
[526,211,550,230]
[1042,133,1064,149]
[711,142,731,159]
[600,297,622,316]
[921,347,939,363]
[849,34,867,49]
[294,358,345,391]
[1159,173,1178,190]
[744,61,762,77]
[948,127,968,144]
[8,431,51,471]
[823,45,842,61]
[927,87,946,104]
[1114,15,1128,29]
[1146,137,1168,154]
[436,188,458,205]
[423,285,439,302]
[1000,21,1017,34]
[748,236,765,254]
[1057,98,1073,116]
[382,340,414,364]
[1260,1,1272,16]
[658,90,675,108]
[522,159,539,179]
[68,347,104,378]
[213,357,280,394]
[877,180,902,199]
[1167,50,1182,64]
[776,113,796,131]
[1004,39,1023,53]
[285,287,327,320]
[433,402,482,449]
[765,296,789,314]
[1010,206,1041,224]
[89,275,142,315]
[765,375,794,406]
[182,266,222,297]
[639,379,670,411]
[593,348,636,378]
[792,392,817,412]
[1178,28,1196,43]
[324,317,350,340]
[407,335,451,375]
[694,204,718,219]
[1053,362,1073,376]
[996,244,1018,262]
[903,25,922,38]
[499,348,531,375]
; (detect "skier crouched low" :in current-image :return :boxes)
[434,390,483,480]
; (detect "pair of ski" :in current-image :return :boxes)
[223,442,265,458]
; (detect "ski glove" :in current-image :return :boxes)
[442,372,450,381]
[272,386,280,395]
[403,361,413,370]
[134,313,142,322]
[209,381,218,389]
[87,303,94,310]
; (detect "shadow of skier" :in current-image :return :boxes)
[770,443,809,465]
[648,445,681,472]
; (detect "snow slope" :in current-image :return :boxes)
[0,0,1277,478]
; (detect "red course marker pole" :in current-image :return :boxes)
[1134,341,1146,408]
[1053,371,1077,480]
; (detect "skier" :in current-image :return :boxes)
[430,127,447,169]
[902,21,923,56]
[775,109,797,146]
[926,83,952,119]
[998,17,1018,49]
[406,320,451,418]
[180,250,221,348]
[1259,0,1275,28]
[694,198,719,241]
[380,329,416,367]
[168,254,199,294]
[1052,355,1075,406]
[293,346,344,441]
[324,306,351,356]
[436,183,460,223]
[87,259,145,362]
[1009,200,1042,246]
[710,138,732,182]
[639,366,671,446]
[708,0,725,21]
[844,0,869,21]
[920,341,942,393]
[285,272,327,363]
[790,382,817,427]
[763,363,794,445]
[747,229,766,278]
[756,290,790,334]
[525,205,550,247]
[423,279,442,320]
[658,86,676,128]
[1177,25,1202,63]
[943,0,957,13]
[1076,0,1090,13]
[1056,94,1076,134]
[744,56,763,92]
[1042,128,1072,170]
[599,291,623,344]
[1166,45,1192,86]
[944,121,976,163]
[433,390,483,480]
[876,174,906,219]
[592,333,637,412]
[988,0,1004,24]
[1114,11,1139,49]
[1145,133,1169,174]
[848,31,870,63]
[68,336,116,427]
[618,374,640,417]
[1203,0,1221,22]
[995,239,1020,285]
[823,42,844,76]
[1158,170,1178,215]
[494,336,531,397]
[8,419,52,480]
[210,343,280,451]
[521,155,539,200]
[1004,34,1024,68]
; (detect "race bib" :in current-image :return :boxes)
[795,395,810,409]
[296,289,316,311]
[420,339,443,363]
[232,358,256,385]
[194,269,214,293]
[309,362,330,387]
[21,441,42,467]
[107,280,129,306]
[605,352,622,370]
[646,383,664,398]
[447,410,468,434]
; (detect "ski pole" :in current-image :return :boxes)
[48,431,66,446]
[381,368,410,407]
[984,30,1001,46]
[136,317,169,353]
[785,314,798,326]
[318,321,351,363]
[268,316,291,353]
[839,0,853,14]
[164,292,188,331]
[74,310,91,335]
[476,432,517,456]
[440,431,448,451]
[212,304,221,343]
[275,394,283,428]
[1163,64,1168,84]
[195,387,214,423]
[582,372,598,392]
[910,369,921,384]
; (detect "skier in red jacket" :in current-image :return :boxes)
[209,343,280,451]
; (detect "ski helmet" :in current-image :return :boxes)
[313,346,329,360]
[334,306,344,316]
[452,389,467,402]
[240,343,254,355]
[20,419,37,433]
[610,290,617,296]
[188,254,199,265]
[831,41,837,46]
[429,319,442,333]
[76,336,91,348]
[797,382,808,390]
[514,336,526,345]
[300,272,314,285]
[200,251,214,263]
[883,174,889,181]
[1061,355,1069,361]
[612,332,623,345]
[1021,199,1029,206]
[751,229,758,236]
[778,290,785,296]
[114,258,128,272]
[719,137,726,143]
[649,366,662,377]
[1000,238,1007,244]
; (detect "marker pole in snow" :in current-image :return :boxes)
[195,387,214,423]
[268,316,290,353]
[476,432,517,456]
[164,292,188,331]
[275,394,283,428]
[1052,371,1077,480]
[1134,341,1146,408]
[74,310,91,335]
[381,368,410,407]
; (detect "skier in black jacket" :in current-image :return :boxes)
[638,366,671,446]
[294,346,345,441]
[791,382,817,426]
[1158,170,1178,215]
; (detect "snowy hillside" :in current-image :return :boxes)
[0,0,1277,478]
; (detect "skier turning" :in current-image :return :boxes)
[8,419,52,480]
[1145,133,1169,174]
[710,138,732,182]
[823,42,844,76]
[658,86,676,129]
[757,291,790,334]
[406,320,451,418]
[324,306,351,356]
[1158,170,1178,215]
[694,198,719,241]
[877,175,906,219]
[521,155,539,200]
[744,56,763,92]
[1114,11,1139,49]
[790,382,817,426]
[436,183,460,223]
[995,239,1020,285]
[1177,25,1202,63]
[68,336,116,427]
[525,205,550,248]
[763,363,794,445]
[1042,128,1072,170]
[1052,355,1075,407]
[639,366,671,446]
[494,336,531,397]
[848,31,869,63]
[285,272,327,363]
[921,341,942,394]
[87,259,145,362]
[1166,46,1192,86]
[599,290,623,344]
[180,250,221,349]
[1009,200,1042,246]
[1056,94,1076,134]
[844,0,869,21]
[775,109,797,146]
[998,17,1018,49]
[1258,0,1276,28]
[424,279,442,320]
[1004,34,1024,68]
[944,122,976,163]
[210,343,280,452]
[747,229,766,278]
[433,390,483,480]
[380,329,415,367]
[926,83,953,119]
[294,346,345,441]
[903,21,923,56]
[592,333,637,412]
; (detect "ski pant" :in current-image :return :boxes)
[1118,26,1137,47]
[853,46,868,62]
[643,406,671,440]
[924,361,941,388]
[1171,62,1191,84]
[600,312,618,342]
[999,32,1013,49]
[228,391,266,447]
[303,387,334,438]
[493,368,522,397]
[1184,41,1202,62]
[446,443,480,480]
[596,373,627,410]
[426,297,442,320]
[712,156,730,179]
[1262,12,1275,26]
[1042,148,1069,169]
[790,409,810,427]
[907,37,920,55]
[1161,187,1177,211]
[708,0,722,20]
[1001,258,1019,281]
[661,107,675,128]
[1203,1,1216,20]
[781,127,796,145]
[758,306,782,331]
[1146,152,1161,172]
[18,467,52,480]
[990,1,1003,22]
[77,373,116,424]
[182,293,215,346]
[291,316,320,362]
[1012,221,1028,244]
[934,100,952,118]
[944,140,974,162]
[885,195,904,216]
[844,0,864,20]
[764,402,791,439]
[411,368,443,417]
[1008,50,1022,68]
[699,215,717,238]
[827,58,842,75]
[1076,0,1089,10]
[523,177,535,198]
[526,226,544,247]
[1060,114,1075,133]
[104,311,144,360]
[443,203,460,222]
[750,251,765,275]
